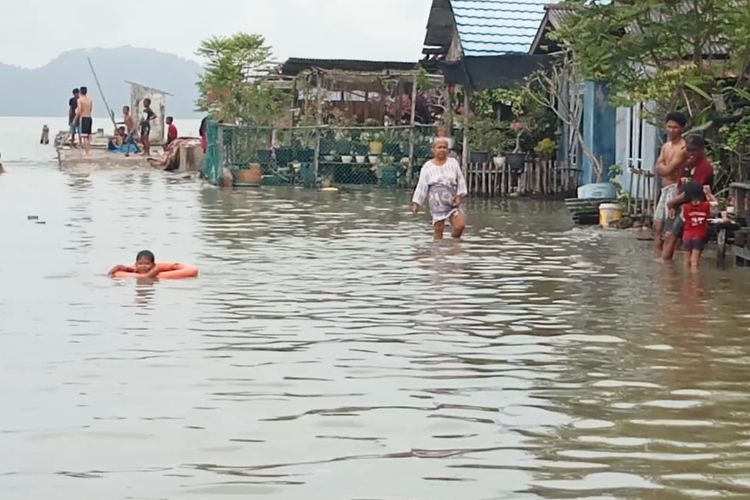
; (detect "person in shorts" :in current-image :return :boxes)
[654,112,690,261]
[75,86,94,155]
[140,98,157,156]
[671,182,717,268]
[68,88,79,145]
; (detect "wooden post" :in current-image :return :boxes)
[313,71,323,182]
[482,163,488,196]
[500,161,506,196]
[444,85,454,132]
[408,73,418,187]
[461,89,470,178]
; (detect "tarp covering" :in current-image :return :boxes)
[440,54,551,90]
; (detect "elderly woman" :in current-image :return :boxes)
[411,137,468,240]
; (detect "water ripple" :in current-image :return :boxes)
[2,166,750,499]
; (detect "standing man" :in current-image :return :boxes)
[166,116,178,148]
[140,98,156,156]
[75,86,93,155]
[663,135,715,218]
[652,112,689,261]
[684,135,714,188]
[68,88,79,146]
[122,105,138,155]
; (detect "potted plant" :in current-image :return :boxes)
[469,118,508,164]
[505,120,527,171]
[353,137,368,163]
[534,138,557,161]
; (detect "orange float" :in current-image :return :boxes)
[112,262,199,279]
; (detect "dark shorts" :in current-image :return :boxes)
[80,117,93,136]
[683,238,706,252]
[141,126,151,137]
[664,215,684,237]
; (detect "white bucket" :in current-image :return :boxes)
[599,202,622,228]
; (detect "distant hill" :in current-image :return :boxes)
[0,47,203,118]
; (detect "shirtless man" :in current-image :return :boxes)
[653,112,689,261]
[74,86,93,155]
[122,105,138,156]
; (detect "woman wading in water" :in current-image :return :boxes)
[411,137,468,240]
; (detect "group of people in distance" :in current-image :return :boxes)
[412,113,721,268]
[67,87,93,154]
[68,88,179,157]
[653,112,718,268]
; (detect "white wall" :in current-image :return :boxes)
[131,84,167,145]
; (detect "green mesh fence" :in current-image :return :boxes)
[202,121,221,184]
[203,122,450,188]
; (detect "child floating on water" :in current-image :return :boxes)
[411,137,468,240]
[108,250,178,278]
[671,182,717,268]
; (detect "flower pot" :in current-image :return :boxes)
[470,151,490,164]
[369,155,379,164]
[341,155,353,164]
[506,152,526,171]
[369,141,383,155]
[232,164,262,186]
[323,155,334,162]
[493,156,506,168]
[355,155,366,164]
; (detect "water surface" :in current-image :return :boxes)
[2,117,750,499]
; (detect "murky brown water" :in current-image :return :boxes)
[2,122,750,498]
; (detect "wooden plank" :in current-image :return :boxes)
[482,163,487,196]
[502,163,506,196]
[536,160,541,194]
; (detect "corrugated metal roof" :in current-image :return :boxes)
[452,0,548,56]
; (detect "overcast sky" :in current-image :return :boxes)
[1,0,433,68]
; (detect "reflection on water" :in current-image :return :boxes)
[2,164,750,499]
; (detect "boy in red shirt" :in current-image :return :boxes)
[672,182,717,268]
[166,116,178,148]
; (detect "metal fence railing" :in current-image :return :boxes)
[202,121,450,188]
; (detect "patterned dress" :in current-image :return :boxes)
[412,158,468,225]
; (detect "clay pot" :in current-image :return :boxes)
[232,164,262,185]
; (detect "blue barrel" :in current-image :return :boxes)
[381,166,398,187]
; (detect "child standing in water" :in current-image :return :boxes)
[674,182,717,268]
[108,250,167,278]
[411,138,468,240]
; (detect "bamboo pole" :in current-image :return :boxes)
[87,57,117,131]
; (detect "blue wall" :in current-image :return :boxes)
[582,81,617,185]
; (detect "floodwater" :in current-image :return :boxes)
[2,117,750,499]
